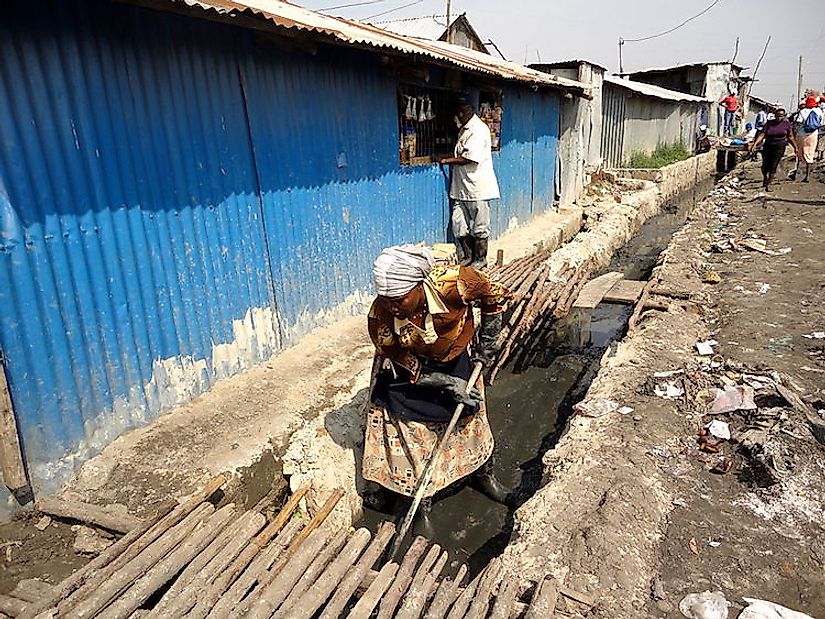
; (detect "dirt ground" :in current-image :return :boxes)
[501,158,825,618]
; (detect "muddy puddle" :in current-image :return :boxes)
[360,179,716,575]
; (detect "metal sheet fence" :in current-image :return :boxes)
[0,0,560,505]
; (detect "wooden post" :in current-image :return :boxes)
[347,562,398,619]
[525,576,559,619]
[319,522,395,619]
[0,361,29,502]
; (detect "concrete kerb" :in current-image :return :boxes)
[609,151,717,200]
[57,152,713,532]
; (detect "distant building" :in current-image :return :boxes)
[623,62,752,136]
[374,13,489,54]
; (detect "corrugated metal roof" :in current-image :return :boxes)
[626,60,748,75]
[165,0,589,93]
[604,75,711,104]
[373,14,449,41]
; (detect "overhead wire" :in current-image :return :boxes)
[318,0,387,10]
[364,0,424,20]
[623,0,725,43]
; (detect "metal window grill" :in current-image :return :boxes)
[398,84,458,165]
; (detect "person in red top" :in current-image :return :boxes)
[719,92,740,136]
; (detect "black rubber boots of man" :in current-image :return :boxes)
[457,236,488,269]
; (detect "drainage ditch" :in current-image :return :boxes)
[359,177,716,576]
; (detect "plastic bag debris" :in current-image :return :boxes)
[655,381,685,399]
[757,283,770,294]
[710,385,757,414]
[618,406,635,415]
[679,590,730,618]
[739,598,815,619]
[696,340,717,356]
[654,369,685,378]
[573,398,619,418]
[802,332,825,340]
[707,420,731,440]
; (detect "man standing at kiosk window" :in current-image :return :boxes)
[439,103,500,269]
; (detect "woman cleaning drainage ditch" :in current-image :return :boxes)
[361,245,514,536]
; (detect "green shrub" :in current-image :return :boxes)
[625,142,691,169]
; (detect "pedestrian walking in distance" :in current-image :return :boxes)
[439,103,500,269]
[749,107,798,193]
[793,96,823,182]
[363,245,512,534]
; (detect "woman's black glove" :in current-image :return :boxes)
[473,313,502,369]
[417,371,481,408]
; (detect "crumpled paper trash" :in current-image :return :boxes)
[679,590,729,618]
[573,398,619,418]
[707,420,731,440]
[738,598,815,619]
[709,385,757,414]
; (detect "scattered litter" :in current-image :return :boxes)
[696,340,717,356]
[655,381,685,399]
[757,283,770,294]
[679,590,729,619]
[802,332,825,340]
[710,456,734,474]
[35,515,52,531]
[709,385,757,414]
[654,369,684,378]
[688,537,700,556]
[707,420,731,440]
[573,398,619,418]
[618,406,635,415]
[707,540,722,548]
[739,598,815,619]
[648,446,673,459]
[701,269,722,284]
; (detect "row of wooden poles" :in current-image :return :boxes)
[486,245,596,384]
[13,475,592,618]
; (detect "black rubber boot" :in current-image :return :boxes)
[457,237,473,266]
[470,459,512,506]
[471,237,488,269]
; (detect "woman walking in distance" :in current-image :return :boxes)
[749,108,798,193]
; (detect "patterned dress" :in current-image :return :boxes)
[362,264,508,497]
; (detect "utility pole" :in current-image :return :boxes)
[445,0,451,44]
[618,37,624,76]
[796,55,803,105]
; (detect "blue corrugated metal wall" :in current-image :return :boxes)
[0,0,559,504]
[0,2,276,497]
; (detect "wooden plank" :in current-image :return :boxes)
[346,562,399,619]
[603,279,646,304]
[36,496,141,534]
[319,522,395,619]
[0,362,29,499]
[287,529,372,619]
[526,576,559,619]
[18,498,177,619]
[97,505,237,619]
[572,272,624,309]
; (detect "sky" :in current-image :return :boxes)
[300,0,824,107]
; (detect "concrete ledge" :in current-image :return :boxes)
[609,151,717,199]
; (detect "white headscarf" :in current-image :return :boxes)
[372,245,435,298]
